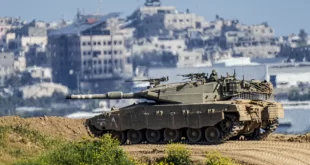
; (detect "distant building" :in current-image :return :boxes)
[268,62,310,88]
[0,17,22,39]
[48,12,133,91]
[127,1,206,38]
[0,52,14,87]
[225,23,280,58]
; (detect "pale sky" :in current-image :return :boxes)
[1,0,309,36]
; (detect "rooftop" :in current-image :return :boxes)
[48,12,120,36]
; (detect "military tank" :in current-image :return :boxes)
[66,70,284,145]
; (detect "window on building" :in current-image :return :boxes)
[88,60,92,65]
[127,57,131,63]
[178,45,182,49]
[114,50,117,55]
[88,51,91,55]
[185,56,189,60]
[93,51,101,57]
[104,60,107,64]
[83,52,87,55]
[104,68,107,73]
[98,60,102,64]
[108,59,112,64]
[104,51,107,55]
[108,41,112,45]
[108,51,112,55]
[94,69,97,74]
[103,41,106,45]
[99,68,103,74]
[118,41,122,45]
[88,42,91,45]
[93,60,97,64]
[195,22,202,29]
[97,41,101,45]
[94,42,97,45]
[114,41,117,45]
[83,61,87,65]
[108,68,112,73]
[196,56,200,60]
[114,59,118,64]
[119,50,123,55]
[82,42,86,46]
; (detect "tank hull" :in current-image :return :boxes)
[85,99,284,144]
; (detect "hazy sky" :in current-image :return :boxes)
[1,0,309,36]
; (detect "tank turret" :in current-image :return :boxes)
[66,70,274,103]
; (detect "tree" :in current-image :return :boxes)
[298,29,308,47]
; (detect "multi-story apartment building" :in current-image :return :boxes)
[127,0,206,38]
[0,17,23,49]
[225,23,280,58]
[48,12,133,91]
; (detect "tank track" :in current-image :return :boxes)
[85,114,244,145]
[236,119,279,141]
[251,119,279,140]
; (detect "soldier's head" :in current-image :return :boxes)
[212,70,217,74]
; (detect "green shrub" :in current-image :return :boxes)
[205,152,237,165]
[15,134,135,165]
[164,144,192,165]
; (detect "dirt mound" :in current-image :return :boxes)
[0,116,90,140]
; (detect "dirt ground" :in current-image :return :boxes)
[1,116,310,165]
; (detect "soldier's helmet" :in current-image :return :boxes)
[212,69,217,74]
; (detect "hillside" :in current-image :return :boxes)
[0,116,310,165]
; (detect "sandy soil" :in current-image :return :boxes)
[122,141,310,165]
[0,116,89,140]
[1,116,310,165]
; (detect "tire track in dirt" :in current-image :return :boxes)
[222,148,308,165]
[122,141,310,165]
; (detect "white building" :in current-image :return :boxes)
[267,63,310,88]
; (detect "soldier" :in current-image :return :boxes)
[209,69,218,81]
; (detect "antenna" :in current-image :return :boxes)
[97,0,103,14]
[60,12,64,21]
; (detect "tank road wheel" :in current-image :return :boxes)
[164,128,181,142]
[186,128,202,142]
[220,116,234,133]
[127,130,143,144]
[145,129,162,143]
[205,126,221,143]
[111,131,127,145]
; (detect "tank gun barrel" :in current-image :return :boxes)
[66,92,139,100]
